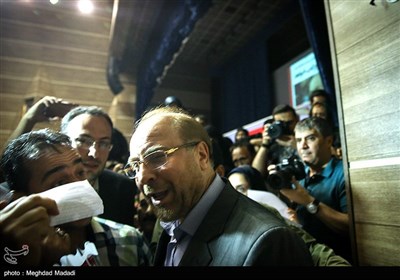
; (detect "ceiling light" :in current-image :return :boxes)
[78,0,94,14]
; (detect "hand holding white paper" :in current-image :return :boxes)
[39,180,104,226]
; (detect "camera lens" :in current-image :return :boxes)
[267,122,283,139]
[267,170,292,190]
[267,157,306,190]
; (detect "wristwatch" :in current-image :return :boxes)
[306,199,320,214]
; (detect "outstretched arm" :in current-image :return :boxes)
[0,194,72,266]
[4,96,77,150]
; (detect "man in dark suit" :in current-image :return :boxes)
[127,106,313,266]
[61,106,136,226]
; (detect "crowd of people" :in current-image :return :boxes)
[0,92,352,267]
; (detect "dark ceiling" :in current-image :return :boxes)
[111,0,309,81]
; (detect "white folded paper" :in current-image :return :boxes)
[39,180,104,226]
[247,189,291,220]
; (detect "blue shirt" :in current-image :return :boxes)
[161,174,225,266]
[297,157,351,261]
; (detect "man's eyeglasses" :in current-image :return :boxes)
[123,141,200,179]
[74,136,113,152]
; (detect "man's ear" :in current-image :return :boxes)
[326,135,334,147]
[197,141,210,170]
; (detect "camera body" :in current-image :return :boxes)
[267,121,291,139]
[267,156,306,190]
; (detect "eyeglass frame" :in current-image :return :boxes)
[123,141,200,179]
[74,136,113,152]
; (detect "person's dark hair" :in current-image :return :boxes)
[204,125,234,174]
[229,139,256,158]
[310,89,330,104]
[227,165,266,191]
[210,138,224,169]
[60,106,113,133]
[234,127,249,142]
[272,104,298,119]
[0,129,72,192]
[309,102,333,125]
[107,128,129,164]
[295,117,333,138]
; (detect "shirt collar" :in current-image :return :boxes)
[161,174,225,239]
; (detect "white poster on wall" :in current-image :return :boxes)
[289,52,321,108]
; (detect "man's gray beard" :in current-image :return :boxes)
[154,207,176,222]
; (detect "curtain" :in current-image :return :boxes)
[136,0,212,119]
[299,0,338,125]
[214,43,272,132]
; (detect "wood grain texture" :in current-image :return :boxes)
[1,38,108,69]
[329,0,400,54]
[0,59,108,87]
[334,8,400,162]
[327,0,400,266]
[350,166,400,226]
[0,1,134,150]
[355,223,400,266]
[0,2,111,35]
[0,20,109,51]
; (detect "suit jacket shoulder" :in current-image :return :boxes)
[179,182,312,266]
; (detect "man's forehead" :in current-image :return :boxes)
[37,145,80,162]
[130,116,175,153]
[29,146,80,177]
[295,128,318,137]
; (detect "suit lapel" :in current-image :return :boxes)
[179,182,239,266]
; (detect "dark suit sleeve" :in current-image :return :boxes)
[246,226,313,266]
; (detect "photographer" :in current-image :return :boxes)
[268,117,351,263]
[252,104,300,184]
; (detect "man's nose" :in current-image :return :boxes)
[299,139,308,149]
[135,164,156,188]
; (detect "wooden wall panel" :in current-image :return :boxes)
[327,0,400,266]
[1,3,111,35]
[350,166,400,226]
[0,59,108,87]
[329,1,399,53]
[337,20,400,160]
[0,77,31,95]
[0,95,23,113]
[0,1,136,150]
[1,78,112,106]
[355,223,400,266]
[1,39,108,69]
[338,23,400,109]
[0,20,109,51]
[345,109,400,161]
[0,113,20,133]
